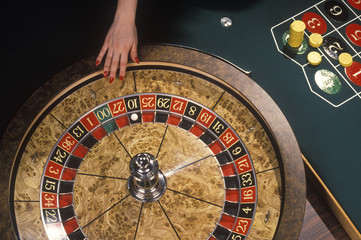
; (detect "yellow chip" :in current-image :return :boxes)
[309,33,323,48]
[288,20,306,48]
[290,20,306,33]
[339,52,353,67]
[307,51,322,66]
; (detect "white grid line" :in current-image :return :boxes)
[302,66,358,107]
[270,0,361,107]
[315,5,360,55]
[314,3,361,99]
[342,0,361,20]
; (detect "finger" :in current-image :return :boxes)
[96,41,109,66]
[103,45,114,77]
[109,51,121,83]
[103,52,112,79]
[130,41,139,64]
[119,51,129,81]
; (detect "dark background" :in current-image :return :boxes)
[0,0,258,135]
[0,0,117,135]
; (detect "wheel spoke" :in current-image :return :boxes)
[114,132,132,159]
[76,172,128,181]
[158,201,181,240]
[167,188,222,208]
[133,202,144,240]
[165,154,213,177]
[82,194,130,229]
[13,200,39,203]
[156,125,169,158]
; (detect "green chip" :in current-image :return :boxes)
[314,69,342,94]
[282,31,308,54]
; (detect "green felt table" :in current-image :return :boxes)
[135,0,361,234]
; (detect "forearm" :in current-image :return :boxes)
[114,0,138,22]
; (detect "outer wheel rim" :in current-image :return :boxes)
[5,44,306,240]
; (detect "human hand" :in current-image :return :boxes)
[96,0,139,83]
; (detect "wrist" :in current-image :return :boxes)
[114,0,137,21]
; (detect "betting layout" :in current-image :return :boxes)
[271,0,361,107]
[40,93,257,240]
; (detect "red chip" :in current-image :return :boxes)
[302,12,327,34]
[346,23,361,47]
[345,61,361,86]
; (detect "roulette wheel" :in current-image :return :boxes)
[5,45,305,239]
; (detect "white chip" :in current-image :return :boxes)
[131,113,138,121]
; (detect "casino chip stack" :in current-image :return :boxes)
[288,20,306,48]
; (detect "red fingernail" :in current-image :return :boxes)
[95,59,100,66]
[135,57,140,64]
[109,77,114,83]
[103,71,108,78]
[120,76,124,81]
